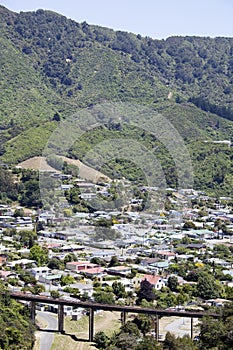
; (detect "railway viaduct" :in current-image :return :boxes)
[9,292,220,342]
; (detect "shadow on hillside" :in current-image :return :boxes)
[38,328,90,342]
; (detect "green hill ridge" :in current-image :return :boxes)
[0,5,233,195]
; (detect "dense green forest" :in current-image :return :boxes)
[0,5,233,195]
[0,290,35,349]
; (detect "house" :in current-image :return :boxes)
[157,251,176,261]
[80,193,97,200]
[79,267,105,278]
[60,184,73,191]
[61,282,93,298]
[0,270,16,280]
[141,258,159,267]
[55,231,76,240]
[16,216,32,226]
[38,273,62,285]
[91,250,117,259]
[30,267,50,280]
[143,274,166,290]
[147,260,169,274]
[58,244,85,253]
[7,259,36,270]
[206,298,231,307]
[186,243,206,253]
[106,265,131,277]
[0,255,7,265]
[176,254,197,262]
[66,261,98,272]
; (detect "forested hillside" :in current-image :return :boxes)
[0,5,233,195]
[0,290,35,349]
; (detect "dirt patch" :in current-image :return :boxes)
[17,157,58,172]
[59,156,110,183]
[17,156,110,183]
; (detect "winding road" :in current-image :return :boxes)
[37,311,58,350]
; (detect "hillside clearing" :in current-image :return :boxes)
[17,156,111,183]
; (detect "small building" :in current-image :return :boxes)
[7,259,36,270]
[55,231,76,240]
[141,258,159,267]
[106,265,131,277]
[0,270,17,280]
[206,298,231,307]
[80,267,105,278]
[66,261,97,272]
[157,251,176,261]
[30,267,50,280]
[143,274,166,290]
[39,273,62,285]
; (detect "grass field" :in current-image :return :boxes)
[51,311,121,350]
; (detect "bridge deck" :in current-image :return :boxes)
[9,292,219,318]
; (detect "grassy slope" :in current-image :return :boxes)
[51,312,121,350]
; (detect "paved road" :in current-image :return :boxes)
[161,316,199,339]
[37,311,58,350]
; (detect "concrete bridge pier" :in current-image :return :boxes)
[121,311,127,325]
[191,317,193,340]
[89,308,94,342]
[58,304,64,333]
[156,314,160,342]
[30,301,36,324]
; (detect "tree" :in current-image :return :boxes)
[52,112,61,122]
[19,178,42,208]
[90,257,106,266]
[167,276,179,292]
[36,221,44,232]
[199,317,226,349]
[137,279,155,303]
[0,168,18,201]
[108,256,120,267]
[0,294,35,349]
[164,332,197,350]
[93,291,115,304]
[64,253,77,264]
[120,321,140,336]
[18,230,37,248]
[66,187,81,204]
[214,218,225,237]
[115,332,138,350]
[112,281,126,299]
[29,245,48,266]
[94,331,109,349]
[50,290,60,299]
[183,221,196,229]
[133,315,152,336]
[63,163,79,177]
[164,331,177,350]
[13,208,25,217]
[80,291,89,301]
[197,273,221,299]
[136,336,162,350]
[47,257,62,270]
[60,275,75,286]
[19,272,37,286]
[95,226,121,241]
[31,283,45,294]
[199,303,233,349]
